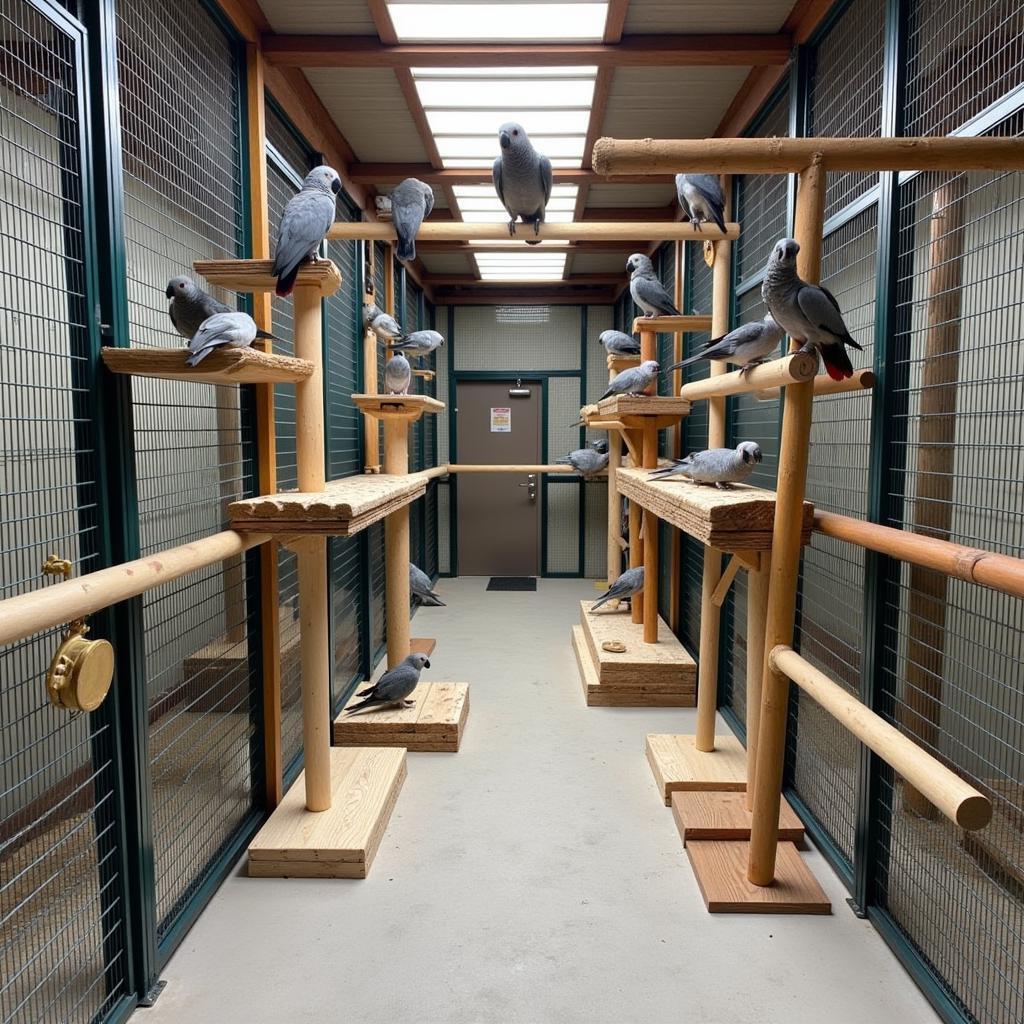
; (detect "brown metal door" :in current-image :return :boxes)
[455,380,541,575]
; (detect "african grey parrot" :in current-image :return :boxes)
[675,173,727,233]
[598,330,641,356]
[762,238,863,381]
[345,652,431,715]
[363,301,382,325]
[390,177,435,262]
[590,438,609,455]
[649,441,763,489]
[166,275,275,344]
[271,165,341,297]
[492,121,553,243]
[627,253,681,318]
[557,446,609,477]
[370,311,404,343]
[185,311,258,367]
[388,330,444,361]
[600,359,660,401]
[410,562,445,608]
[590,566,644,612]
[664,314,784,376]
[384,353,412,395]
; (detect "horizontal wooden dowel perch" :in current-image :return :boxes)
[755,368,876,400]
[769,645,991,830]
[813,510,1024,600]
[446,464,596,474]
[592,136,1024,176]
[327,221,739,243]
[678,352,818,402]
[422,465,450,480]
[0,530,270,647]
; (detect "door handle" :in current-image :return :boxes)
[517,473,537,502]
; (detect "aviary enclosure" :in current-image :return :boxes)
[1,1,1023,1024]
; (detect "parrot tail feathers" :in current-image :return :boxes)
[820,344,854,381]
[524,238,542,246]
[396,236,415,261]
[185,347,213,367]
[275,264,299,298]
[345,696,380,716]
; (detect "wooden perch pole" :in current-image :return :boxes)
[748,158,824,886]
[901,177,966,818]
[363,241,380,472]
[384,416,412,670]
[607,430,623,587]
[642,425,659,643]
[293,282,332,813]
[745,554,770,810]
[679,351,818,401]
[695,180,731,752]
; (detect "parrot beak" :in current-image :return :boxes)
[165,284,175,298]
[331,178,341,195]
[424,659,431,669]
[499,131,511,150]
[754,448,763,463]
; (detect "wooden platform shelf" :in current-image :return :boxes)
[101,345,314,385]
[671,790,805,843]
[352,394,445,421]
[228,472,430,536]
[589,393,691,429]
[248,746,406,878]
[193,258,343,297]
[618,468,814,552]
[687,840,831,914]
[572,600,696,707]
[646,733,748,804]
[334,682,468,752]
[632,315,714,334]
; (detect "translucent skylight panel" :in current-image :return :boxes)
[443,156,582,168]
[426,110,591,135]
[436,136,585,159]
[388,4,607,42]
[454,184,577,199]
[413,67,599,78]
[415,78,596,108]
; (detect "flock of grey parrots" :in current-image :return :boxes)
[170,122,866,646]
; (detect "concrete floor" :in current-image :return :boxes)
[138,578,938,1024]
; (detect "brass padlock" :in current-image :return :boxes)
[46,625,114,712]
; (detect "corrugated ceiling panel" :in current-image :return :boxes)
[419,252,475,274]
[585,183,675,207]
[259,0,377,34]
[570,252,630,273]
[624,0,793,33]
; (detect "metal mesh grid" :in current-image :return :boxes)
[115,0,259,942]
[437,482,451,575]
[807,0,884,217]
[453,305,581,371]
[584,306,614,579]
[330,536,362,709]
[905,0,1024,137]
[547,376,583,466]
[545,482,580,575]
[0,4,128,1018]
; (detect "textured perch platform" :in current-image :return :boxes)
[631,315,714,334]
[671,790,805,843]
[101,345,314,385]
[352,393,445,420]
[645,733,748,804]
[334,682,469,752]
[193,258,343,296]
[248,746,406,878]
[228,473,430,536]
[617,469,814,552]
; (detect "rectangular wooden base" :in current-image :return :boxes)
[410,637,437,656]
[572,626,694,707]
[686,841,831,914]
[645,733,748,805]
[671,790,805,843]
[333,682,468,752]
[248,746,406,878]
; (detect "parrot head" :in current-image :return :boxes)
[165,275,195,300]
[738,441,763,465]
[305,165,342,196]
[640,360,660,375]
[409,652,431,671]
[771,238,800,266]
[498,121,527,152]
[625,253,652,276]
[590,439,609,454]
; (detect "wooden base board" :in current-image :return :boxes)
[334,682,468,752]
[248,746,406,878]
[572,626,694,707]
[410,637,437,656]
[579,602,696,689]
[672,790,805,843]
[646,733,748,805]
[686,840,831,914]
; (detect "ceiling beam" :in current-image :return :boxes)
[261,33,793,68]
[416,241,644,253]
[603,0,631,44]
[348,164,674,185]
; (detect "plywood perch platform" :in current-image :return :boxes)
[645,733,748,804]
[352,394,445,420]
[594,394,691,421]
[631,315,714,333]
[101,345,314,385]
[193,257,343,297]
[228,472,430,536]
[334,682,469,752]
[671,790,805,843]
[248,746,406,878]
[617,469,814,552]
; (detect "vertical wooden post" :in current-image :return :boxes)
[748,159,823,886]
[901,178,966,817]
[695,176,732,753]
[606,429,623,586]
[639,326,656,391]
[293,283,331,812]
[745,555,771,811]
[383,416,412,669]
[669,239,684,630]
[363,245,380,473]
[246,42,282,807]
[641,424,659,642]
[629,500,643,624]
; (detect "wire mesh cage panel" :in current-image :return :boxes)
[454,305,581,371]
[584,306,614,579]
[545,482,580,575]
[547,375,583,466]
[330,536,363,711]
[115,0,260,944]
[0,4,129,1019]
[807,0,884,218]
[325,238,360,480]
[369,522,386,662]
[437,482,451,575]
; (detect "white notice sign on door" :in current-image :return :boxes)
[490,407,511,433]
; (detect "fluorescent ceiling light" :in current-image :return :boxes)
[388,4,607,42]
[426,110,590,135]
[436,136,585,159]
[454,184,577,199]
[415,79,596,108]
